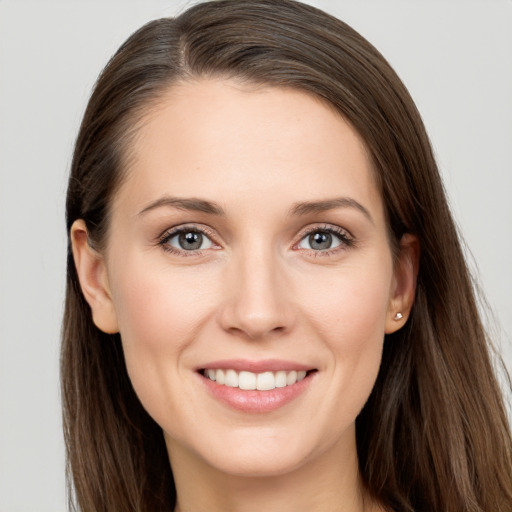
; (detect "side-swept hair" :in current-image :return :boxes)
[62,1,512,510]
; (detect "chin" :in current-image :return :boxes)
[206,449,309,478]
[185,425,329,479]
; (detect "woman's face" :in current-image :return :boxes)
[78,79,413,477]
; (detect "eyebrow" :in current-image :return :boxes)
[138,195,373,223]
[138,196,225,216]
[290,197,374,224]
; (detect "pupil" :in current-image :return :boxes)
[310,231,331,250]
[179,231,202,250]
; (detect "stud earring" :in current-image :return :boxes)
[394,312,403,321]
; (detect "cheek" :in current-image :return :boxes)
[300,260,392,344]
[108,257,215,409]
[111,257,210,350]
[297,260,391,416]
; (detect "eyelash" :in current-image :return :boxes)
[157,225,219,257]
[157,224,355,257]
[295,225,355,256]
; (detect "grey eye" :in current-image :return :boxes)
[298,230,342,251]
[168,230,213,251]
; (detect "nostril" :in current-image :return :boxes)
[217,278,294,340]
[225,323,288,341]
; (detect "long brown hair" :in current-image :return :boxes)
[62,1,512,510]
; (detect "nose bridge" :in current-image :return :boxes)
[219,237,292,339]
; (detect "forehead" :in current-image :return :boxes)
[114,78,383,222]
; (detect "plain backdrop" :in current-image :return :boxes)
[0,1,511,510]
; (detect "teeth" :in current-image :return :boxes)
[239,371,256,390]
[275,371,287,388]
[224,369,238,387]
[286,370,297,385]
[257,371,275,390]
[216,369,225,385]
[204,368,310,390]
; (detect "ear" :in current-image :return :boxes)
[70,219,119,334]
[385,233,419,334]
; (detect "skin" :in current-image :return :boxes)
[72,78,418,512]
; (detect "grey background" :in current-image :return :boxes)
[0,1,510,510]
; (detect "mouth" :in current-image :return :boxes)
[200,368,315,390]
[196,362,318,413]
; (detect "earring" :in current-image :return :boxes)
[394,312,403,321]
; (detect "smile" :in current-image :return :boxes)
[198,362,317,413]
[202,369,308,390]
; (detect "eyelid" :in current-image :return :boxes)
[155,222,355,257]
[293,224,355,252]
[157,223,221,255]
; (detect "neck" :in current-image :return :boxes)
[167,430,380,512]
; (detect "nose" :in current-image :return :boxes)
[218,247,294,340]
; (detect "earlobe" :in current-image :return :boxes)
[70,220,119,334]
[385,233,420,334]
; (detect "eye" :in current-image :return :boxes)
[161,229,214,252]
[296,227,352,251]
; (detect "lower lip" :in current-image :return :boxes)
[199,371,316,413]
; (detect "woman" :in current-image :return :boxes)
[62,1,512,510]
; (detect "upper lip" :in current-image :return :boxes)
[197,359,315,373]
